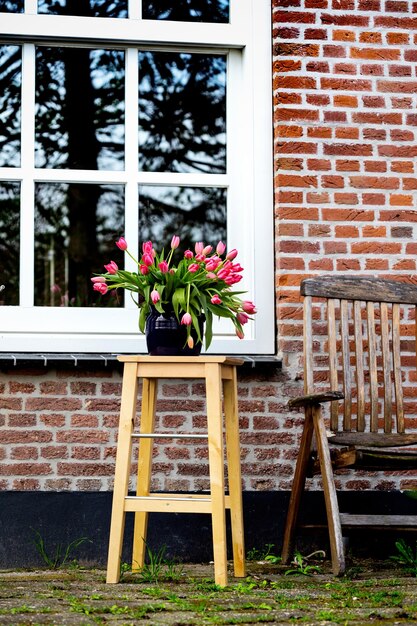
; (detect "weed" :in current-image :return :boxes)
[31,528,91,570]
[246,543,275,561]
[390,539,417,576]
[132,541,184,583]
[284,550,325,576]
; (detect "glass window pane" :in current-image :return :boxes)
[139,186,226,252]
[35,47,125,170]
[0,0,23,12]
[34,183,125,307]
[0,45,21,168]
[139,52,226,173]
[37,0,127,18]
[142,0,229,23]
[0,182,20,305]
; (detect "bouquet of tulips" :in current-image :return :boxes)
[92,235,257,349]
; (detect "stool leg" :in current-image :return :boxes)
[224,371,246,578]
[205,363,228,587]
[107,363,138,583]
[132,377,158,571]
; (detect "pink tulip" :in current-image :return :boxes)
[226,248,238,261]
[188,263,199,273]
[195,241,204,254]
[181,312,192,325]
[142,240,153,254]
[93,282,108,295]
[236,328,245,340]
[51,284,61,293]
[104,260,118,274]
[211,295,222,305]
[225,274,242,285]
[195,254,205,262]
[116,237,127,250]
[217,268,230,280]
[91,276,104,283]
[151,289,160,304]
[139,264,149,275]
[202,245,213,256]
[184,249,193,259]
[142,253,154,266]
[237,312,249,325]
[171,235,180,250]
[242,300,257,314]
[205,259,219,271]
[216,241,226,255]
[158,261,169,273]
[231,263,244,273]
[206,272,217,279]
[187,335,194,349]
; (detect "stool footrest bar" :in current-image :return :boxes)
[131,433,207,439]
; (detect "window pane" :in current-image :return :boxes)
[142,0,229,23]
[139,186,226,252]
[0,0,23,12]
[35,47,125,170]
[37,0,127,18]
[139,52,226,174]
[0,45,21,168]
[0,182,20,305]
[34,183,125,307]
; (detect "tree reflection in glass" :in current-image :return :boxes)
[0,45,21,168]
[37,0,127,18]
[139,52,226,173]
[142,0,229,23]
[0,0,23,11]
[139,186,226,253]
[35,47,125,170]
[0,182,20,305]
[34,183,125,307]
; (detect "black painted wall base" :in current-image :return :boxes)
[0,491,415,568]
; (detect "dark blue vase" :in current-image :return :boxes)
[145,308,204,356]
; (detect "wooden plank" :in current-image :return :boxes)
[301,276,417,304]
[224,367,246,578]
[330,432,417,446]
[106,362,138,584]
[340,299,352,431]
[118,355,244,366]
[327,298,339,431]
[392,303,405,433]
[380,302,393,433]
[125,497,213,514]
[132,377,158,571]
[303,296,314,394]
[205,362,228,587]
[312,404,345,575]
[340,514,417,527]
[367,301,379,432]
[289,390,344,409]
[353,300,365,431]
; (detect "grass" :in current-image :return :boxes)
[1,558,417,625]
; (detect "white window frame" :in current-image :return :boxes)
[0,0,274,354]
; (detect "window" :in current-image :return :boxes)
[0,0,273,354]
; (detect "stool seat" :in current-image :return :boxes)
[106,355,246,587]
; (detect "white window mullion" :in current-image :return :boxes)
[124,46,140,311]
[24,0,37,14]
[128,0,141,20]
[19,42,36,308]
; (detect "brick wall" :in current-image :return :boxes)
[1,2,417,495]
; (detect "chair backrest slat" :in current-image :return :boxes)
[353,300,365,431]
[392,303,404,433]
[340,299,352,430]
[380,302,393,433]
[303,295,314,394]
[327,298,339,430]
[366,301,379,432]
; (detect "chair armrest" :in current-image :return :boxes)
[288,390,344,409]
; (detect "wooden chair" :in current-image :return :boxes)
[281,275,417,575]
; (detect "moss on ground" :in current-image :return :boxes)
[0,559,417,624]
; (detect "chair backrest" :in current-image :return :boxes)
[301,276,417,434]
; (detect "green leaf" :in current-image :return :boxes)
[139,305,148,333]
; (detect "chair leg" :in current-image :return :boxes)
[281,406,314,565]
[312,405,345,575]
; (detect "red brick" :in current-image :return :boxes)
[335,160,360,171]
[324,144,373,156]
[274,26,300,39]
[25,397,82,411]
[364,161,387,173]
[0,463,51,476]
[349,176,400,189]
[321,77,372,90]
[333,29,356,41]
[359,31,382,44]
[9,382,36,394]
[351,47,400,60]
[275,11,316,23]
[306,159,331,170]
[274,60,302,72]
[378,80,417,93]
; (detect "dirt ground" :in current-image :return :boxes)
[1,557,417,625]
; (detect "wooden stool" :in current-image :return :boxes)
[106,355,246,587]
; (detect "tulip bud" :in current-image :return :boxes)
[104,260,118,274]
[151,289,160,304]
[158,261,169,273]
[184,249,193,259]
[211,295,222,305]
[242,300,257,314]
[216,241,226,255]
[237,312,249,325]
[93,282,108,295]
[187,335,194,349]
[195,241,204,254]
[171,235,180,250]
[116,237,127,251]
[226,248,238,261]
[236,328,245,340]
[188,263,199,273]
[181,312,192,325]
